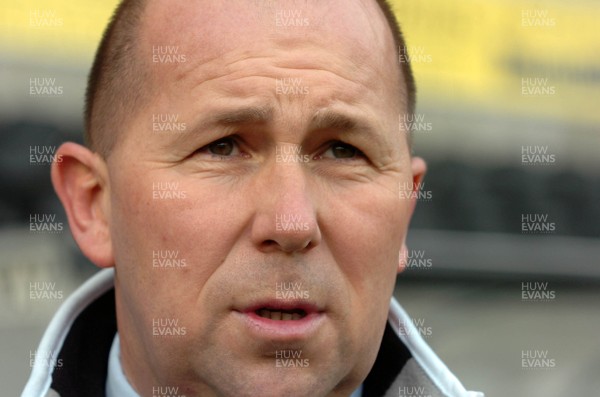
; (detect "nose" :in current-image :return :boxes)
[250,160,322,254]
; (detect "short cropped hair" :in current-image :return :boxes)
[84,0,416,157]
[84,0,148,157]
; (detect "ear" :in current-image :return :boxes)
[398,156,427,274]
[51,142,114,268]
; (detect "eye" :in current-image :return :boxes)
[321,141,364,160]
[195,137,242,157]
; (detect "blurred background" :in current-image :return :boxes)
[1,0,599,396]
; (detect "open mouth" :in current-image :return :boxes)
[237,302,325,338]
[256,308,307,321]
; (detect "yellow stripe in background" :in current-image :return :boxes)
[0,0,119,62]
[390,0,600,124]
[1,0,598,125]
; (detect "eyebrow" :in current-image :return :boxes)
[210,106,273,126]
[188,105,378,144]
[309,110,358,131]
[308,109,379,141]
[209,106,369,132]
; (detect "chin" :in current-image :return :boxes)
[224,368,334,397]
[244,382,323,397]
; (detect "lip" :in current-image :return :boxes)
[233,300,326,340]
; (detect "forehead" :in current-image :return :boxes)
[138,0,399,85]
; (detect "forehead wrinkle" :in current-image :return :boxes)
[167,66,372,124]
[181,52,374,106]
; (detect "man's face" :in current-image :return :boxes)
[105,1,418,396]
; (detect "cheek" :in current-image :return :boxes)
[323,179,408,310]
[324,180,408,285]
[108,170,247,316]
[319,180,408,371]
